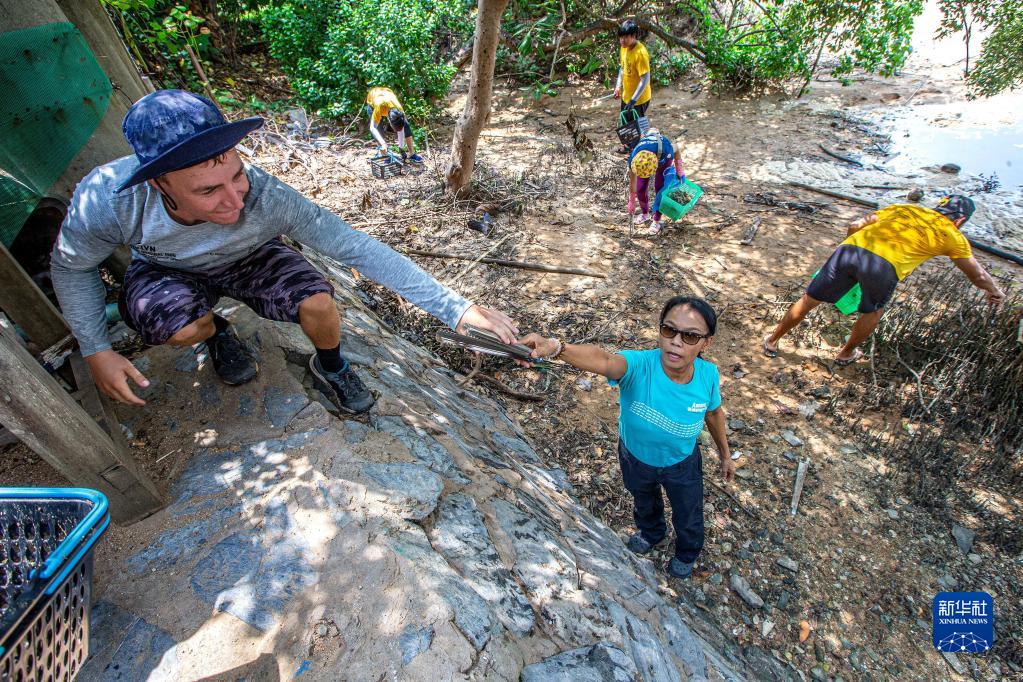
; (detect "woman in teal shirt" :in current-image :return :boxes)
[520,296,735,579]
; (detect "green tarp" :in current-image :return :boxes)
[0,22,112,247]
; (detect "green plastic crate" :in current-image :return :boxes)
[659,178,703,221]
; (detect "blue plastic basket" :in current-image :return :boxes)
[0,488,109,681]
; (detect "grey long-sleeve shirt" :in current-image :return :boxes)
[51,156,473,356]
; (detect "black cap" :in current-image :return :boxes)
[618,19,639,36]
[934,194,975,223]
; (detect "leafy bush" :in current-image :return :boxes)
[259,0,474,120]
[101,0,213,89]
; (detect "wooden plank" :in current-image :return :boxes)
[0,242,70,350]
[0,317,163,524]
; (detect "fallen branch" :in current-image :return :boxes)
[706,477,760,520]
[966,238,1023,267]
[818,144,863,167]
[786,181,879,208]
[448,234,512,286]
[406,249,606,278]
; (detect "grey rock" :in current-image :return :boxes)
[78,601,180,681]
[730,574,765,608]
[886,508,899,520]
[520,642,638,682]
[770,532,785,546]
[951,524,975,555]
[968,552,982,565]
[728,419,747,432]
[776,556,798,572]
[575,377,593,391]
[735,468,753,480]
[809,385,830,399]
[937,573,957,590]
[263,387,310,429]
[428,494,534,636]
[907,187,925,202]
[270,320,314,364]
[780,430,803,447]
[810,667,826,681]
[607,600,684,682]
[398,624,434,665]
[385,526,494,650]
[371,415,469,483]
[777,590,790,610]
[658,606,708,679]
[710,572,723,585]
[360,462,443,521]
[940,162,961,174]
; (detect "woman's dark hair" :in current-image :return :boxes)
[659,296,717,336]
[618,19,639,37]
[387,108,406,130]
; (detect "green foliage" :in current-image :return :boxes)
[688,0,922,90]
[259,0,474,120]
[937,0,1023,96]
[101,0,213,88]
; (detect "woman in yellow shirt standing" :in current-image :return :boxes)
[365,87,422,162]
[614,20,652,154]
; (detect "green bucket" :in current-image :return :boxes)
[811,270,861,315]
[659,178,703,221]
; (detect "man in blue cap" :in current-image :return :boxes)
[51,90,518,414]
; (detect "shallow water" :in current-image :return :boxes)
[874,99,1023,188]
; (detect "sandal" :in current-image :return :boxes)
[834,349,863,367]
[633,213,651,225]
[762,336,778,358]
[647,221,663,235]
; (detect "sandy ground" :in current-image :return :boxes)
[3,7,1021,681]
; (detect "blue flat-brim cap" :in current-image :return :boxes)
[116,89,264,192]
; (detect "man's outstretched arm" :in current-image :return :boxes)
[952,257,1005,305]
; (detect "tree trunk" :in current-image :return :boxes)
[445,0,510,196]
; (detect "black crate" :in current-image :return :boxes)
[616,110,649,148]
[370,156,402,179]
[0,490,108,682]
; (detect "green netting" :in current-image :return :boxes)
[0,22,112,247]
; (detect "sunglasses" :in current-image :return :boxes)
[659,323,710,345]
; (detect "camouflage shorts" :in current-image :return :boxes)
[118,239,333,346]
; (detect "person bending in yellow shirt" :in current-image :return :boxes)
[365,87,422,162]
[614,20,652,154]
[763,195,1005,365]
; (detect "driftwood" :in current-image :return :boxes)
[740,217,762,245]
[786,181,879,208]
[790,458,809,516]
[407,249,606,278]
[818,144,864,167]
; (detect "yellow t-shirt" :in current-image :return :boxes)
[843,204,972,280]
[366,87,403,124]
[619,42,651,106]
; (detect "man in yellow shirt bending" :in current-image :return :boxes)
[614,20,652,154]
[365,87,421,162]
[763,195,1005,365]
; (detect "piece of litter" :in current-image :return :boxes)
[731,450,742,461]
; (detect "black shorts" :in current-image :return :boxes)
[806,244,898,313]
[621,100,650,117]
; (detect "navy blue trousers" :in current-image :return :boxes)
[618,440,705,563]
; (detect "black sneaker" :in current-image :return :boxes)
[205,325,258,385]
[309,356,375,414]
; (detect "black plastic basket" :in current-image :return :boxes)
[0,489,109,682]
[616,109,649,148]
[369,155,403,180]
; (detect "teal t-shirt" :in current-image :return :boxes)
[609,350,721,467]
